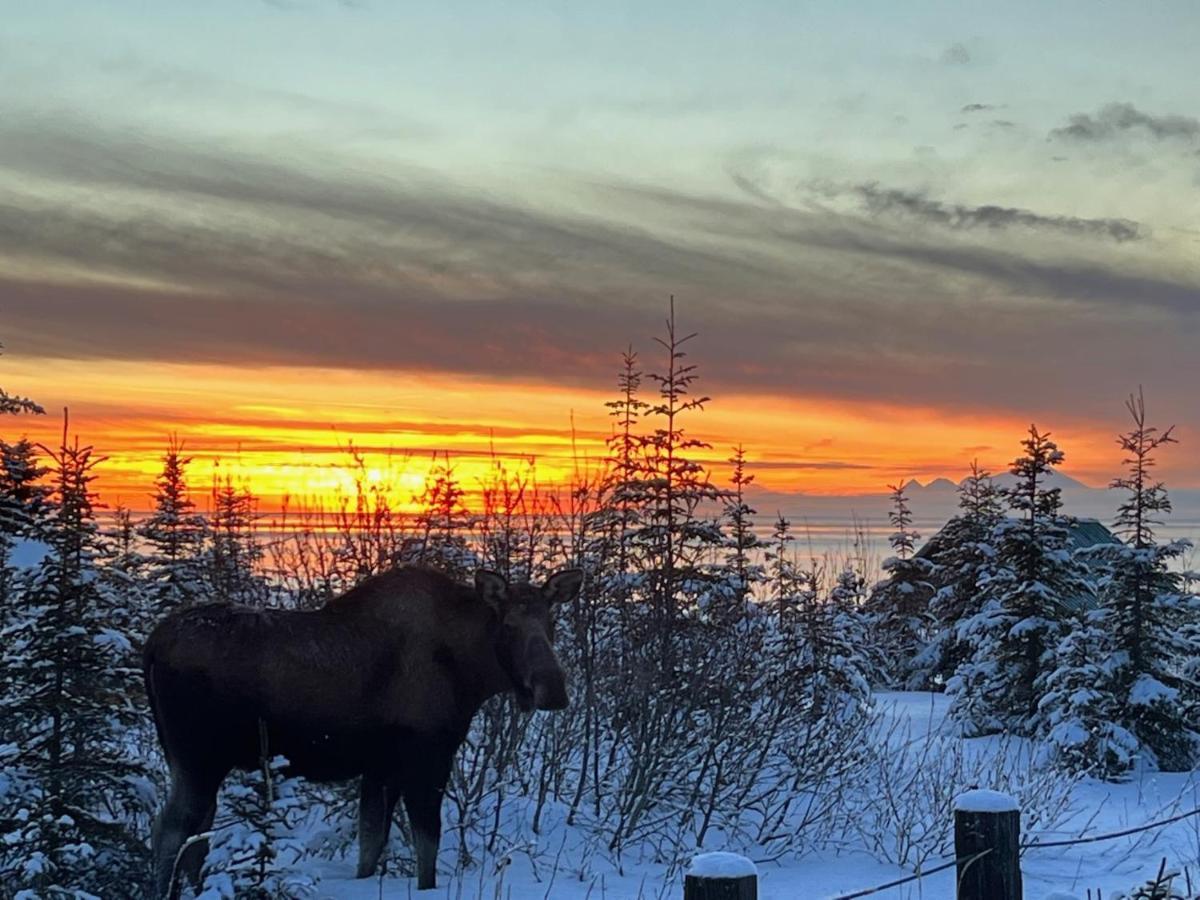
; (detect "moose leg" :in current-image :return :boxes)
[179,798,217,892]
[356,773,400,878]
[151,771,220,900]
[401,749,452,891]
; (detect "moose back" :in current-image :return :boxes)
[143,565,582,898]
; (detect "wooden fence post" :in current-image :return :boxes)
[954,790,1022,900]
[684,852,758,900]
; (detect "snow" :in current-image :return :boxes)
[954,789,1019,813]
[7,537,50,569]
[1129,673,1177,706]
[687,852,758,879]
[281,692,1200,899]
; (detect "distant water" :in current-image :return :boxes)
[97,510,1200,582]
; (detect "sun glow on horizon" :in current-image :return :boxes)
[0,353,1167,516]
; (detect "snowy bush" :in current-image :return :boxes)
[197,756,319,900]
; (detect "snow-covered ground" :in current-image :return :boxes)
[282,692,1200,899]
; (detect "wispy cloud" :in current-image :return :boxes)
[818,182,1145,243]
[1051,102,1200,143]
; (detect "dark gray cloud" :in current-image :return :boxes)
[1051,102,1200,143]
[1,111,1198,422]
[821,182,1145,243]
[961,103,997,113]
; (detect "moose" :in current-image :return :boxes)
[143,565,582,898]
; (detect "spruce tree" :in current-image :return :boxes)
[916,462,1003,688]
[0,362,47,604]
[0,439,51,606]
[198,756,318,899]
[0,426,152,896]
[720,445,763,615]
[764,514,802,627]
[949,426,1089,735]
[208,472,267,605]
[604,346,648,582]
[1087,391,1196,771]
[138,438,209,611]
[632,299,727,631]
[866,482,935,688]
[410,452,476,579]
[1039,608,1140,777]
[0,438,51,539]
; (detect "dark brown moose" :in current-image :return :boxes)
[143,565,582,898]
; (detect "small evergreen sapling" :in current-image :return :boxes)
[720,445,764,614]
[138,439,209,612]
[197,756,318,900]
[866,482,935,688]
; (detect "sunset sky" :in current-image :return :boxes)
[2,1,1199,511]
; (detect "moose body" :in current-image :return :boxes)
[143,566,581,898]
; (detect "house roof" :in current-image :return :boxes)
[917,516,1121,614]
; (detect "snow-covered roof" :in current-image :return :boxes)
[917,517,1119,614]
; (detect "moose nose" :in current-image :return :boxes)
[532,673,569,710]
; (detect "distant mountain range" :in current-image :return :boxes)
[744,471,1200,536]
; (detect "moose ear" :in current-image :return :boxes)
[474,570,508,614]
[543,569,583,606]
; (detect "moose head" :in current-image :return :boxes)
[474,568,581,711]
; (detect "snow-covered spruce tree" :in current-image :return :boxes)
[827,563,875,683]
[0,426,153,896]
[0,438,51,605]
[1085,391,1196,771]
[602,302,744,855]
[138,438,209,612]
[915,462,1004,689]
[949,426,1090,736]
[0,360,47,604]
[866,482,935,688]
[633,299,728,631]
[197,755,318,900]
[829,564,866,614]
[764,514,804,627]
[0,438,51,539]
[1039,607,1139,777]
[762,514,871,716]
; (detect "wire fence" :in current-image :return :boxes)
[825,803,1200,900]
[829,849,992,900]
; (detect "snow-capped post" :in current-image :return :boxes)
[684,852,757,899]
[954,790,1021,900]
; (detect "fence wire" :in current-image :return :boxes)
[827,848,992,900]
[823,803,1200,899]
